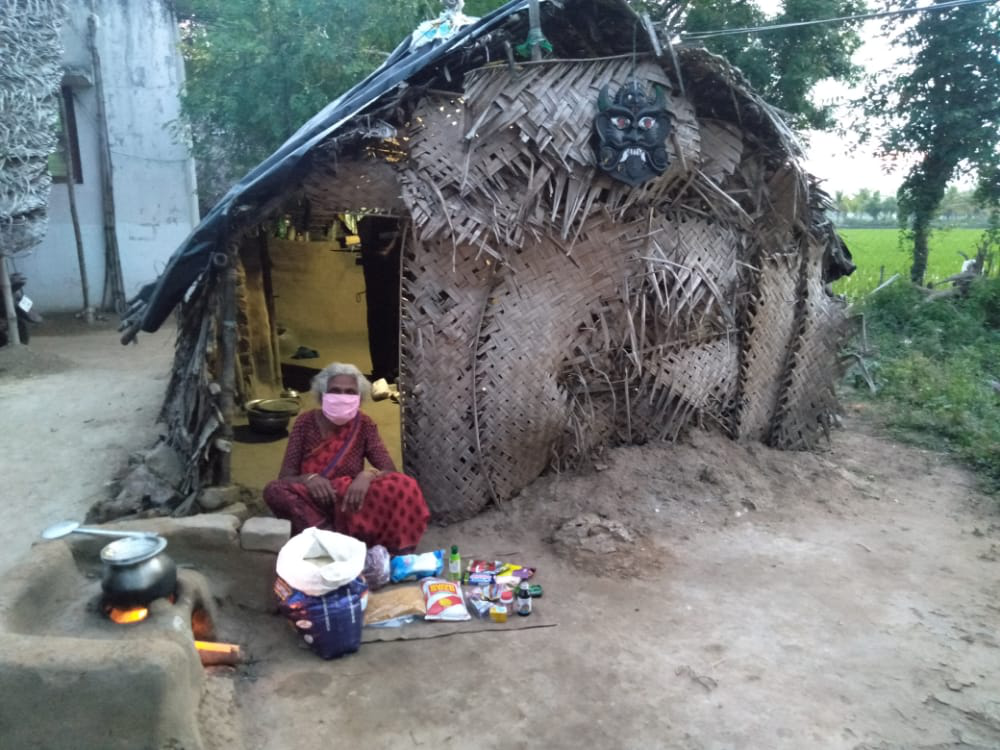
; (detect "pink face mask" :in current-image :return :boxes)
[322,393,360,425]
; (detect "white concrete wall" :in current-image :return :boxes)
[19,0,198,312]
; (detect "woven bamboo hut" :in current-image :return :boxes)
[123,0,855,520]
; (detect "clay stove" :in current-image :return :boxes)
[0,514,275,750]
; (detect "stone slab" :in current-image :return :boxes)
[199,485,241,511]
[240,516,291,553]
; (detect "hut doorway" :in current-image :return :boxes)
[268,213,405,456]
[265,215,402,391]
[230,213,406,493]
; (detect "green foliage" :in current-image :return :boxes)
[178,0,870,207]
[853,279,1000,491]
[175,0,435,205]
[681,0,865,129]
[834,228,988,297]
[860,0,1000,284]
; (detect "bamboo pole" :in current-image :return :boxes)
[527,0,543,62]
[87,8,126,313]
[0,256,20,346]
[217,250,238,485]
[59,89,93,322]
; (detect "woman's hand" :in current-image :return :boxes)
[342,471,373,513]
[301,474,336,505]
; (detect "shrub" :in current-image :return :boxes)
[852,277,1000,491]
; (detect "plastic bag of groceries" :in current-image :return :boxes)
[362,545,391,591]
[274,575,369,660]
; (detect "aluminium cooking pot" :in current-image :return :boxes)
[246,397,300,434]
[100,536,177,607]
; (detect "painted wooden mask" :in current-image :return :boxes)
[594,79,673,186]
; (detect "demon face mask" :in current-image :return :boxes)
[594,79,673,187]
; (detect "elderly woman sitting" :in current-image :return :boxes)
[263,362,429,553]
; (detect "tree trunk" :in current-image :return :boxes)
[910,219,930,285]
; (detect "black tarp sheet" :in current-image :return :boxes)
[135,0,530,333]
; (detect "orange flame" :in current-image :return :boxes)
[108,606,149,624]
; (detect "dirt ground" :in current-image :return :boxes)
[0,316,174,572]
[3,324,1000,750]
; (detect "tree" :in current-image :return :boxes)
[679,0,866,129]
[863,189,883,224]
[861,0,1000,284]
[175,0,432,206]
[880,193,897,225]
[177,0,867,208]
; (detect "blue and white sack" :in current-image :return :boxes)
[273,527,369,659]
[274,575,369,659]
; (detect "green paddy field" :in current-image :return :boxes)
[834,227,987,298]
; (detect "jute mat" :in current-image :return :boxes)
[362,606,557,643]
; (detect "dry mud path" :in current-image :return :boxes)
[236,413,1000,750]
[1,325,998,749]
[0,317,173,573]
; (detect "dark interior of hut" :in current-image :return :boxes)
[229,207,405,494]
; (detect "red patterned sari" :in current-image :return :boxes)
[263,411,429,553]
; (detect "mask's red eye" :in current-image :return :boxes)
[638,116,656,130]
[612,116,630,130]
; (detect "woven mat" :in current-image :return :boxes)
[362,605,557,643]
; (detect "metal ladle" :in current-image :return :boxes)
[40,520,159,541]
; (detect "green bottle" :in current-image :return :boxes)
[448,545,461,582]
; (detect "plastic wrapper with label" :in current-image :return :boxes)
[364,584,426,625]
[421,577,471,621]
[390,549,444,583]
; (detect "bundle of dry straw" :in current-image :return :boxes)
[0,0,64,255]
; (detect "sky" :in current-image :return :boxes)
[799,19,912,196]
[785,7,979,197]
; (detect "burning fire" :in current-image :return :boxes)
[107,606,149,624]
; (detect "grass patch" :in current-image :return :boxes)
[849,279,1000,491]
[834,227,987,298]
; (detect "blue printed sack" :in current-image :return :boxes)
[274,575,369,659]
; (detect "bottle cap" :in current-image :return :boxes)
[451,544,459,554]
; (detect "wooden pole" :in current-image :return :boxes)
[527,0,543,61]
[0,256,20,346]
[59,89,93,322]
[87,9,126,313]
[217,249,238,485]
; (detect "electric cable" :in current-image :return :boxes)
[678,0,999,40]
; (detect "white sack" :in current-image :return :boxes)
[275,527,367,596]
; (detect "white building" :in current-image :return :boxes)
[18,0,198,313]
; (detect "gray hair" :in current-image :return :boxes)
[310,362,372,402]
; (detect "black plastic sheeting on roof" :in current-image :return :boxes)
[131,0,653,335]
[132,0,536,334]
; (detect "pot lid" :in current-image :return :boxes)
[100,535,168,566]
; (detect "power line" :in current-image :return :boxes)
[678,0,999,40]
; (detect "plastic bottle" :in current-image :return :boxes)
[516,581,532,616]
[448,545,461,582]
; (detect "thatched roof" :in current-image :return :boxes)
[0,0,63,256]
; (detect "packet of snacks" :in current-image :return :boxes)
[420,577,471,621]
